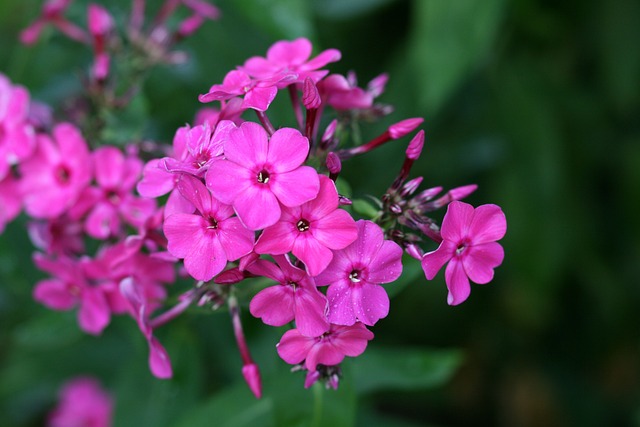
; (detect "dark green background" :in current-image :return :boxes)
[1,0,639,426]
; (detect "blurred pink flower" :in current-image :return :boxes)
[48,376,113,427]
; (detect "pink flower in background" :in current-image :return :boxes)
[164,175,254,281]
[48,376,113,427]
[0,74,36,180]
[87,4,114,81]
[20,123,91,219]
[421,201,506,305]
[255,175,357,276]
[0,175,21,234]
[206,122,320,230]
[277,322,373,373]
[315,220,403,326]
[241,38,341,86]
[71,146,155,239]
[247,255,329,337]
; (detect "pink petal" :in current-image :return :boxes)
[366,240,403,284]
[206,159,253,205]
[468,204,507,244]
[137,159,175,198]
[233,185,281,230]
[331,324,374,356]
[165,187,195,217]
[314,252,352,287]
[85,202,119,239]
[270,166,319,207]
[164,213,206,258]
[241,363,262,399]
[246,258,286,283]
[421,240,457,280]
[254,220,296,255]
[268,38,311,65]
[217,216,255,261]
[311,209,358,250]
[250,285,295,326]
[294,286,329,337]
[302,175,339,220]
[176,174,211,215]
[149,336,173,379]
[53,123,90,165]
[301,48,342,71]
[277,329,315,364]
[266,128,309,173]
[241,56,279,79]
[78,287,111,335]
[462,242,504,284]
[243,86,277,112]
[352,284,389,326]
[441,201,474,242]
[341,220,384,267]
[292,235,334,277]
[306,342,344,371]
[444,259,471,306]
[224,121,268,167]
[326,280,356,325]
[183,229,227,281]
[33,279,76,310]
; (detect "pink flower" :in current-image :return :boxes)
[0,74,36,180]
[247,255,329,337]
[20,123,91,219]
[315,220,403,326]
[255,175,357,276]
[72,146,156,239]
[206,122,320,230]
[0,175,21,234]
[276,322,373,373]
[241,38,341,87]
[48,377,113,427]
[421,201,506,305]
[164,175,254,281]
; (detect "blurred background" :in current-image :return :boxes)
[1,0,639,426]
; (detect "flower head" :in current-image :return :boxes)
[48,377,113,427]
[421,201,506,305]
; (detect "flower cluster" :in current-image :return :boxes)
[3,0,507,400]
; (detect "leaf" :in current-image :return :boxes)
[350,346,462,393]
[351,198,379,219]
[408,0,506,114]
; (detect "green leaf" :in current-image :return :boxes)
[350,346,462,393]
[408,0,506,114]
[351,198,379,219]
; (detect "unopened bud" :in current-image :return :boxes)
[177,14,205,38]
[405,130,424,160]
[405,243,424,260]
[388,118,424,139]
[326,152,341,174]
[414,186,443,203]
[338,195,352,206]
[242,363,262,399]
[302,77,321,109]
[88,4,113,37]
[214,267,245,285]
[389,203,403,215]
[401,177,423,197]
[321,119,338,145]
[367,73,388,97]
[448,184,477,201]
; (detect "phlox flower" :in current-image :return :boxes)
[255,175,357,276]
[247,255,329,337]
[241,37,341,87]
[20,123,91,219]
[163,175,254,281]
[0,175,21,234]
[315,220,403,326]
[206,121,320,230]
[0,74,35,180]
[71,146,156,239]
[48,377,113,427]
[33,254,111,335]
[421,201,506,305]
[276,322,374,374]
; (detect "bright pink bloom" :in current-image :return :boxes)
[206,122,320,230]
[241,38,341,87]
[72,146,155,239]
[20,123,91,219]
[48,377,113,427]
[164,175,254,281]
[421,201,506,305]
[27,214,84,255]
[255,175,357,276]
[33,254,111,335]
[0,74,36,180]
[315,220,403,326]
[319,74,373,110]
[247,255,329,337]
[276,322,373,372]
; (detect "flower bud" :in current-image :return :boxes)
[326,152,341,174]
[302,77,321,109]
[388,118,424,139]
[405,130,424,160]
[242,363,262,399]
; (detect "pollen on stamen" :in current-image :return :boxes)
[207,217,218,230]
[297,219,310,232]
[349,270,361,283]
[257,170,270,184]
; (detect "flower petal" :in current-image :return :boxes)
[292,234,334,277]
[366,240,403,284]
[277,329,315,365]
[352,283,389,326]
[327,279,355,325]
[468,204,507,244]
[250,285,294,326]
[441,201,474,242]
[444,258,471,306]
[78,287,111,335]
[266,128,309,173]
[270,166,319,207]
[224,121,268,166]
[421,240,457,280]
[462,242,504,284]
[233,184,281,230]
[254,220,296,255]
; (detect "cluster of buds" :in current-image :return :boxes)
[2,1,507,400]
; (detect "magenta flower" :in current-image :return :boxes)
[20,123,91,219]
[0,74,36,180]
[421,201,506,305]
[315,220,403,326]
[72,146,156,239]
[0,175,21,234]
[241,38,341,87]
[247,255,329,337]
[164,174,254,281]
[255,175,357,276]
[276,322,374,373]
[48,377,113,427]
[206,122,320,230]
